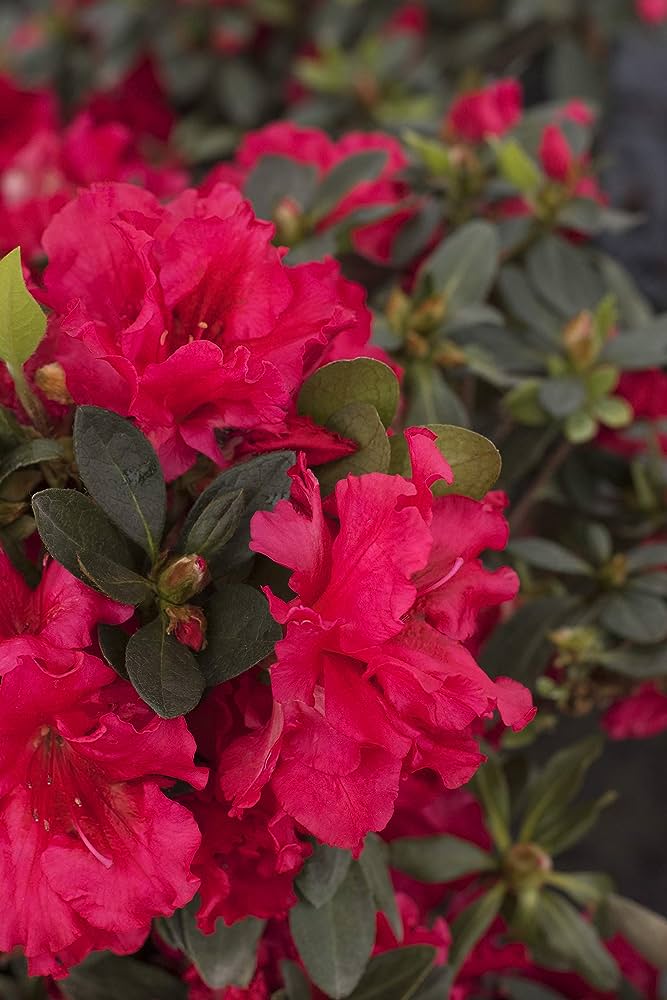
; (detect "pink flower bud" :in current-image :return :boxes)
[539,124,573,182]
[157,554,209,604]
[164,604,207,653]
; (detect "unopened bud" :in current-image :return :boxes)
[164,604,207,652]
[411,294,447,334]
[158,554,209,604]
[503,842,552,891]
[34,363,73,405]
[562,311,596,370]
[273,197,304,246]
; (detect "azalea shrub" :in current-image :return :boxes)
[0,2,666,999]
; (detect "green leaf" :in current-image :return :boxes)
[298,358,399,430]
[199,583,281,686]
[526,236,603,317]
[508,537,593,576]
[77,550,154,605]
[97,623,130,680]
[0,247,46,368]
[125,616,205,718]
[625,542,667,572]
[536,792,616,856]
[61,953,186,1000]
[403,364,469,428]
[181,451,294,574]
[0,404,25,450]
[244,155,319,219]
[564,410,597,443]
[417,221,500,314]
[74,406,166,558]
[317,402,391,494]
[32,488,137,584]
[345,945,437,1000]
[598,590,667,645]
[390,834,496,883]
[534,891,620,991]
[606,895,667,970]
[289,864,376,999]
[405,423,500,499]
[159,900,265,989]
[281,960,313,1000]
[472,754,512,852]
[498,978,570,1000]
[600,328,667,370]
[0,438,61,488]
[309,150,388,224]
[545,871,612,907]
[359,834,402,939]
[296,843,352,908]
[178,488,245,559]
[519,735,603,843]
[448,881,506,976]
[285,230,339,265]
[538,378,586,419]
[495,139,542,193]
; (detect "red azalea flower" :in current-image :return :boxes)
[0,549,132,675]
[447,79,523,143]
[42,181,376,479]
[637,0,667,22]
[203,123,414,264]
[217,431,532,851]
[0,654,207,977]
[603,683,667,739]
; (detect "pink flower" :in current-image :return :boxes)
[42,181,373,479]
[0,549,132,675]
[0,654,207,976]
[447,79,522,143]
[602,683,667,740]
[218,433,532,851]
[203,123,413,264]
[637,0,667,22]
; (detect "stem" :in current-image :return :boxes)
[508,437,572,534]
[7,364,49,437]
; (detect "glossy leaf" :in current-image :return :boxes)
[198,584,281,686]
[125,616,205,718]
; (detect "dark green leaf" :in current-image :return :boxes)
[359,834,402,939]
[606,895,667,970]
[296,843,352,908]
[281,960,313,1000]
[526,236,603,316]
[390,834,496,883]
[498,978,570,1000]
[159,900,264,989]
[508,538,593,576]
[179,488,245,559]
[74,406,166,557]
[182,452,294,574]
[298,358,399,430]
[125,616,205,718]
[534,891,620,991]
[625,543,667,573]
[604,643,667,678]
[0,404,25,450]
[317,401,390,492]
[448,882,506,976]
[244,155,319,219]
[285,230,339,265]
[0,438,61,488]
[0,247,46,368]
[598,590,667,645]
[78,550,154,605]
[538,378,587,419]
[403,364,469,428]
[289,864,376,999]
[309,150,388,224]
[417,221,500,314]
[32,488,136,584]
[97,623,130,680]
[199,584,280,686]
[472,754,512,852]
[519,735,603,842]
[480,595,575,683]
[537,792,616,856]
[389,199,442,269]
[345,945,437,1000]
[61,953,186,1000]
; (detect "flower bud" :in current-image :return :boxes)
[34,363,73,405]
[562,311,596,370]
[164,604,207,653]
[158,554,209,604]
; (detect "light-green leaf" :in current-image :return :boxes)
[125,616,205,718]
[394,423,501,499]
[298,358,399,430]
[0,247,47,368]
